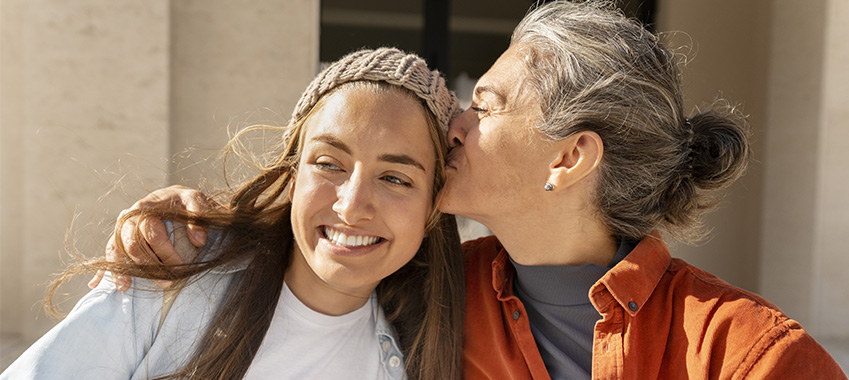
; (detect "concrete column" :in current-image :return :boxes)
[1,0,320,369]
[758,0,849,365]
[0,0,170,346]
[758,0,827,330]
[655,0,770,292]
[168,0,319,191]
[811,0,849,340]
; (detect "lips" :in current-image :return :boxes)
[322,226,382,247]
[446,147,461,169]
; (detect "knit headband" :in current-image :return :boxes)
[291,48,460,133]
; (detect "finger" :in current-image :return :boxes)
[182,189,217,247]
[105,234,134,290]
[88,270,105,289]
[139,217,184,266]
[134,185,184,209]
[104,234,120,262]
[115,275,131,292]
[120,214,155,265]
[186,225,208,248]
[139,217,177,289]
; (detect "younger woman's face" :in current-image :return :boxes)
[288,85,436,309]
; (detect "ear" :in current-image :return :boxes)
[288,179,296,202]
[545,131,603,191]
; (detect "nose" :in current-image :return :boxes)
[332,169,375,225]
[447,108,473,148]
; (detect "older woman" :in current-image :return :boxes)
[88,1,845,379]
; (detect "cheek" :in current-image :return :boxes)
[290,172,336,237]
[467,129,512,180]
[384,192,431,255]
[468,125,504,163]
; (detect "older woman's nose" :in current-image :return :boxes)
[332,171,376,225]
[447,108,473,148]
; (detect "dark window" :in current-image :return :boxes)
[321,0,656,88]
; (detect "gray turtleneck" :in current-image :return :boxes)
[510,240,634,380]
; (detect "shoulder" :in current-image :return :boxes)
[659,259,790,335]
[462,236,501,274]
[0,274,167,378]
[462,235,500,261]
[664,258,785,322]
[655,259,844,377]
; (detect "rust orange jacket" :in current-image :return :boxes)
[462,235,847,379]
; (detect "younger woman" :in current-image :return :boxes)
[1,48,464,380]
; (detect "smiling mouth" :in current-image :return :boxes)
[322,226,383,247]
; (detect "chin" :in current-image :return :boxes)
[437,199,465,217]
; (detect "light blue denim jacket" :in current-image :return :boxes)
[1,224,406,380]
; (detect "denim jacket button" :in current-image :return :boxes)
[389,356,401,367]
[382,340,391,352]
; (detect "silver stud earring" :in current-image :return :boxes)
[544,182,554,192]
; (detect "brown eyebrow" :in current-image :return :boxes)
[311,134,351,154]
[311,134,426,172]
[379,154,426,172]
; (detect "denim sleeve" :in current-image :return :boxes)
[0,274,164,380]
[1,223,235,380]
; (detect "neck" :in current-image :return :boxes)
[480,196,617,267]
[284,245,374,316]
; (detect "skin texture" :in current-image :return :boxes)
[92,87,437,318]
[286,87,435,315]
[94,45,616,285]
[442,45,616,266]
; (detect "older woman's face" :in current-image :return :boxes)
[288,86,436,302]
[440,45,550,226]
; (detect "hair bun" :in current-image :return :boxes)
[687,102,751,191]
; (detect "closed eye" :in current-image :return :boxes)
[470,105,490,117]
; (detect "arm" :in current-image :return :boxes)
[89,185,220,290]
[2,223,230,380]
[1,275,164,379]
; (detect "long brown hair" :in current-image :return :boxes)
[48,81,464,379]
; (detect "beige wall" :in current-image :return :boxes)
[757,0,849,340]
[813,0,849,340]
[656,0,770,293]
[1,0,171,345]
[0,0,319,368]
[169,0,318,190]
[657,0,849,362]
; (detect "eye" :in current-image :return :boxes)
[313,159,343,172]
[470,105,489,117]
[382,175,412,188]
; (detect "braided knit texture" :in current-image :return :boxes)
[292,48,460,133]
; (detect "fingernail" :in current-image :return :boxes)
[155,280,174,289]
[193,229,207,245]
[88,277,98,289]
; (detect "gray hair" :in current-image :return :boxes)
[512,0,750,243]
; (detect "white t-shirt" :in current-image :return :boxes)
[244,282,387,380]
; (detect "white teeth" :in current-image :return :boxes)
[324,227,379,247]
